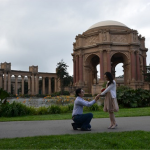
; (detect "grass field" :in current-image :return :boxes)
[0,131,150,149]
[0,107,150,122]
[0,107,150,149]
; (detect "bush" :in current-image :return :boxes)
[84,103,100,111]
[117,86,150,108]
[36,106,48,115]
[47,105,61,114]
[67,104,74,111]
[0,101,31,117]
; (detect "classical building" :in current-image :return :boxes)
[0,62,59,95]
[72,20,149,94]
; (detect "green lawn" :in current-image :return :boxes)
[0,107,150,122]
[0,107,150,149]
[0,131,150,149]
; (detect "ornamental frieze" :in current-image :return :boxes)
[85,35,98,46]
[111,35,127,43]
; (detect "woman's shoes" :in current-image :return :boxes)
[107,125,113,129]
[111,124,118,129]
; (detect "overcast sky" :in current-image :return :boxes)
[0,0,150,77]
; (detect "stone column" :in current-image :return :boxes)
[4,72,7,91]
[8,73,11,93]
[131,50,136,81]
[31,74,34,95]
[36,75,39,94]
[107,50,111,72]
[79,54,83,83]
[42,76,45,95]
[76,55,79,84]
[136,51,140,81]
[143,54,147,71]
[28,76,31,95]
[15,75,18,95]
[55,78,57,92]
[140,65,143,81]
[48,77,51,95]
[21,75,24,95]
[99,50,104,80]
[0,73,3,88]
[73,58,76,84]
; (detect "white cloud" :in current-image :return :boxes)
[0,0,150,76]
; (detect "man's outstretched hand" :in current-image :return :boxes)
[95,95,100,101]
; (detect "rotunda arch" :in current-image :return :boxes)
[84,54,100,92]
[111,52,130,85]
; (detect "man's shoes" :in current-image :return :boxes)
[81,128,91,131]
[71,123,78,130]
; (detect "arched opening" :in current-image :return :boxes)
[97,64,100,80]
[111,53,129,86]
[115,63,124,86]
[84,54,100,92]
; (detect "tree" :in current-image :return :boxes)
[56,59,69,94]
[143,64,150,82]
[63,75,73,87]
[0,88,10,104]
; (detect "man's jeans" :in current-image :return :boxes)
[72,113,93,130]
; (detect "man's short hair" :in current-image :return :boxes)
[76,88,81,97]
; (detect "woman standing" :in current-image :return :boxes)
[99,72,119,129]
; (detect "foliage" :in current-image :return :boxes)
[102,81,107,88]
[0,101,31,117]
[117,86,150,108]
[0,88,10,104]
[63,75,73,87]
[47,105,61,114]
[84,103,100,111]
[67,104,74,111]
[56,59,70,94]
[36,106,48,115]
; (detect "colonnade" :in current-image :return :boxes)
[0,71,59,95]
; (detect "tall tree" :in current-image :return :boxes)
[56,59,69,94]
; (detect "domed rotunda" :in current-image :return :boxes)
[72,20,149,94]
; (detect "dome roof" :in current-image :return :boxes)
[88,20,127,30]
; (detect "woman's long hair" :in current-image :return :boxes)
[104,72,114,86]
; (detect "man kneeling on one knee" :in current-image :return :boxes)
[72,88,99,131]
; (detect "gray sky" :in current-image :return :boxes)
[0,0,150,77]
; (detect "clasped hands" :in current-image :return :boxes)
[95,94,105,101]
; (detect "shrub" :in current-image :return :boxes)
[0,101,31,117]
[47,105,61,114]
[60,106,69,113]
[135,88,150,107]
[117,86,150,108]
[37,106,48,115]
[84,103,100,111]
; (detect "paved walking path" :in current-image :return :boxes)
[0,116,150,139]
